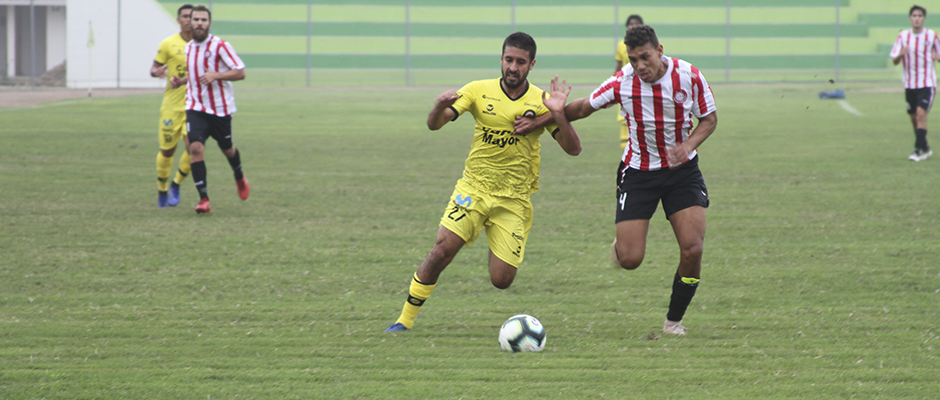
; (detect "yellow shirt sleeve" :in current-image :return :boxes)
[615,41,627,64]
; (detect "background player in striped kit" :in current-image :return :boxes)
[150,4,194,208]
[890,5,940,162]
[562,25,717,335]
[171,5,249,214]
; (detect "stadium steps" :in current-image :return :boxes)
[158,0,919,73]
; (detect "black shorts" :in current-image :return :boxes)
[615,156,709,222]
[905,87,935,114]
[186,110,234,150]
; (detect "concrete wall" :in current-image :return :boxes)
[46,4,64,68]
[66,0,177,88]
[1,0,65,78]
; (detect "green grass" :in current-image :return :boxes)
[1,81,939,398]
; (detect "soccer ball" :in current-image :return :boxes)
[498,314,546,352]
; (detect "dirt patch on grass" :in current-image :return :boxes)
[0,88,162,108]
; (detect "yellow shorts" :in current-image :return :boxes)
[158,109,187,151]
[439,179,532,268]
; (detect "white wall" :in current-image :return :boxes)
[46,4,64,68]
[66,0,177,88]
[1,0,66,77]
[5,6,13,77]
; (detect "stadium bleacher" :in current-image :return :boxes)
[157,0,940,85]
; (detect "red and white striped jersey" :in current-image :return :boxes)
[890,29,940,89]
[589,56,717,171]
[184,34,245,116]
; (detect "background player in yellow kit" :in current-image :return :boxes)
[613,14,644,150]
[385,32,582,332]
[151,4,194,208]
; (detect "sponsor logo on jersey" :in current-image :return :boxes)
[483,104,496,115]
[480,126,519,148]
[455,194,472,207]
[482,94,500,101]
[163,119,173,126]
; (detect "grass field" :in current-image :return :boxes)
[1,80,938,398]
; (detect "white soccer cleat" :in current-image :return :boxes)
[909,148,933,161]
[919,149,933,161]
[663,320,688,335]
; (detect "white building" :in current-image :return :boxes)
[1,0,66,81]
[1,0,177,88]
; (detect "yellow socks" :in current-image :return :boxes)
[395,273,436,329]
[174,151,191,185]
[156,152,173,192]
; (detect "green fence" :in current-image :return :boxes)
[158,0,940,86]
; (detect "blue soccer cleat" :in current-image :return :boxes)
[158,191,169,208]
[384,322,409,332]
[168,183,181,207]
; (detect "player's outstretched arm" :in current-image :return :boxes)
[667,111,717,168]
[563,96,598,123]
[543,76,581,156]
[513,112,552,136]
[427,89,460,131]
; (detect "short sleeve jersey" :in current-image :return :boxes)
[590,56,717,171]
[890,29,940,89]
[154,33,189,112]
[184,34,245,116]
[615,41,628,66]
[449,78,560,200]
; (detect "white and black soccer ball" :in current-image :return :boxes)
[498,314,546,352]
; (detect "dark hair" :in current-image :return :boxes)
[625,25,659,50]
[192,5,211,20]
[910,5,927,17]
[626,14,644,27]
[177,4,194,17]
[502,32,537,61]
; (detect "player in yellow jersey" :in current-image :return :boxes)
[613,14,644,150]
[151,4,193,208]
[386,32,582,332]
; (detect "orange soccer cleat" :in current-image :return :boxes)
[195,198,211,214]
[236,177,250,200]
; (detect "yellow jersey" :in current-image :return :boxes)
[154,33,189,111]
[451,78,559,200]
[615,41,628,67]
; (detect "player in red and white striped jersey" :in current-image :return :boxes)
[170,5,249,214]
[182,29,245,116]
[890,5,939,161]
[562,25,717,335]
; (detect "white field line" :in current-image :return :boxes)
[837,100,864,116]
[0,98,92,112]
